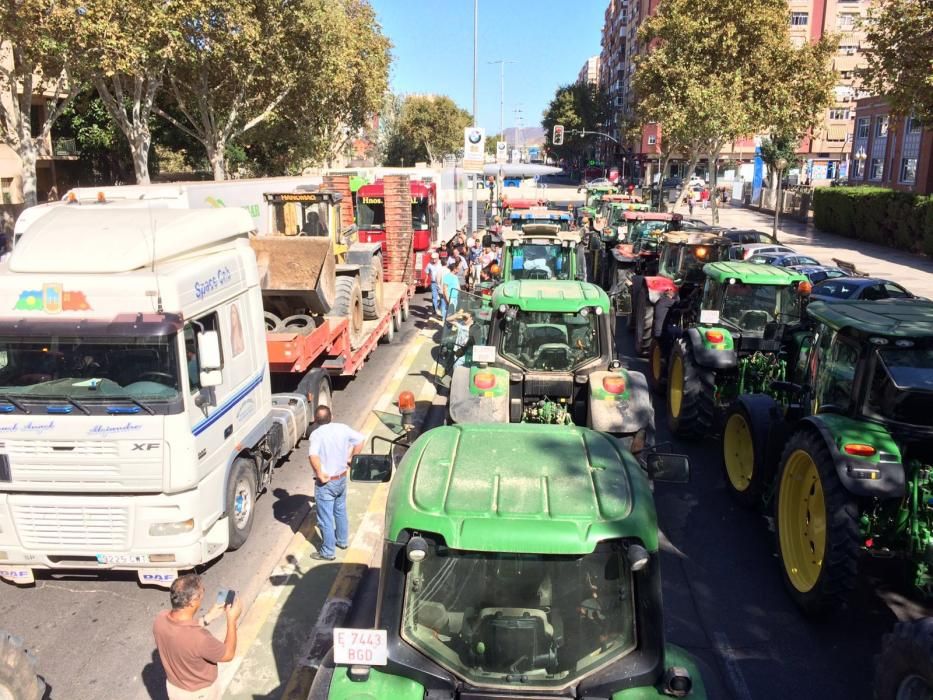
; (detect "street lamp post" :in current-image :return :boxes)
[772,156,788,240]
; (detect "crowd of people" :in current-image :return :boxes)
[425,226,504,320]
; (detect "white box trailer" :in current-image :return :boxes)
[0,207,310,587]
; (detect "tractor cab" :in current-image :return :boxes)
[508,207,573,232]
[598,196,652,244]
[264,190,347,242]
[501,224,582,283]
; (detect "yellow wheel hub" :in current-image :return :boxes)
[778,450,826,593]
[724,413,755,492]
[651,343,663,383]
[669,354,684,418]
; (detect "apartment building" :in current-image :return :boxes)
[597,0,629,176]
[577,56,601,86]
[598,0,871,184]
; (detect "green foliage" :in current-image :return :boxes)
[813,187,933,256]
[541,83,610,164]
[384,95,472,166]
[859,0,933,124]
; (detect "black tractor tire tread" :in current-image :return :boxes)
[775,429,860,617]
[874,619,933,700]
[667,338,716,440]
[634,294,654,357]
[0,632,46,700]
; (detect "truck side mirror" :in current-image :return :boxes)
[646,453,689,483]
[197,330,223,388]
[350,454,392,483]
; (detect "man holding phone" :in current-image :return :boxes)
[153,573,242,699]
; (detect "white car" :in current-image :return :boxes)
[728,243,797,261]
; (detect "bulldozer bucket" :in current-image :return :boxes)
[250,237,336,315]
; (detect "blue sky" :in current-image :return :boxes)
[369,0,606,136]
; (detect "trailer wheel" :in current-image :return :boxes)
[401,298,410,322]
[392,307,402,333]
[0,632,46,700]
[875,619,933,700]
[264,312,283,332]
[381,315,395,344]
[226,458,257,551]
[362,253,385,320]
[330,276,364,347]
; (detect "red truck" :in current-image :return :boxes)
[356,179,438,287]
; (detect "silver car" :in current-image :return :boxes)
[728,243,797,261]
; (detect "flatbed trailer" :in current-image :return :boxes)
[265,281,413,377]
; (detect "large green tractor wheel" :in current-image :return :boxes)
[774,430,859,616]
[721,403,770,508]
[647,338,665,394]
[875,619,933,700]
[666,338,715,440]
[633,290,654,357]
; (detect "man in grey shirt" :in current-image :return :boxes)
[308,405,364,561]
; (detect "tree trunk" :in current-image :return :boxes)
[657,152,673,212]
[208,142,227,181]
[673,152,700,213]
[709,146,722,225]
[132,131,152,185]
[19,139,39,208]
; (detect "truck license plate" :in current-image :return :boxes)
[96,553,147,565]
[0,567,35,584]
[333,628,388,666]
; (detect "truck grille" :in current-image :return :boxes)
[1,439,119,456]
[12,503,130,549]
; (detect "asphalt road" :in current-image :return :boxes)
[0,306,426,700]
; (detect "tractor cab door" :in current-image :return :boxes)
[809,328,860,415]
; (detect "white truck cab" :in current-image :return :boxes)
[0,207,306,587]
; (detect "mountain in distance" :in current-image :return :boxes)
[500,126,545,146]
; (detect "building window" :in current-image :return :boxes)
[837,13,857,28]
[869,158,884,181]
[900,158,917,184]
[838,70,854,80]
[856,117,869,139]
[791,12,809,25]
[875,115,889,138]
[907,117,922,133]
[829,108,850,120]
[647,135,657,145]
[839,44,859,55]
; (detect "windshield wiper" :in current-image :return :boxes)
[63,396,91,415]
[0,394,31,414]
[127,398,155,415]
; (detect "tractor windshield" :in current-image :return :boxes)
[499,310,600,371]
[865,348,933,428]
[629,221,668,241]
[401,544,636,690]
[718,283,801,332]
[507,244,574,281]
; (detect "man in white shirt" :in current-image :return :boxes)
[426,252,446,317]
[308,406,364,561]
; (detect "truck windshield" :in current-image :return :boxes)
[719,284,800,332]
[401,545,636,690]
[0,335,181,402]
[359,197,430,231]
[508,245,573,281]
[500,310,599,371]
[865,348,933,428]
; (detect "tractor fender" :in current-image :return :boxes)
[448,366,510,424]
[346,243,383,291]
[685,327,737,369]
[644,275,678,304]
[799,414,905,498]
[587,369,654,434]
[653,295,678,337]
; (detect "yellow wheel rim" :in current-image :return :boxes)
[778,450,826,593]
[669,354,684,418]
[723,413,754,492]
[651,343,663,384]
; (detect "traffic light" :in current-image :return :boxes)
[553,124,564,146]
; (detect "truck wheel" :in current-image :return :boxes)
[633,291,653,357]
[361,253,385,320]
[0,632,46,700]
[226,457,258,551]
[875,619,933,700]
[647,338,665,393]
[298,371,331,439]
[330,276,365,347]
[666,338,715,440]
[775,430,859,616]
[722,403,767,507]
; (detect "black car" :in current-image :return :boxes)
[810,276,918,302]
[720,229,778,245]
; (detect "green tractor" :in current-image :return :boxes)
[446,280,654,452]
[628,231,734,357]
[311,423,706,699]
[500,224,584,284]
[659,262,811,439]
[721,299,933,616]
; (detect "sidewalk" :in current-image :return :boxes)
[681,203,933,298]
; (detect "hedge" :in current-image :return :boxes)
[812,186,933,256]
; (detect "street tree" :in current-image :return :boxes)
[155,0,389,180]
[542,83,610,172]
[859,0,933,125]
[0,0,84,207]
[384,95,472,166]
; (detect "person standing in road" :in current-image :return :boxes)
[700,187,710,210]
[308,405,364,561]
[687,188,695,215]
[153,573,242,700]
[441,259,462,318]
[426,252,446,317]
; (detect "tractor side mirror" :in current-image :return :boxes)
[646,453,690,483]
[349,454,392,483]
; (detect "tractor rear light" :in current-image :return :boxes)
[705,330,724,343]
[602,375,626,394]
[473,372,497,390]
[844,443,876,457]
[398,391,415,413]
[797,281,812,295]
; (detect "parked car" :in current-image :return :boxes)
[747,252,822,268]
[578,177,612,192]
[727,243,797,261]
[785,264,849,284]
[681,218,711,230]
[720,229,778,245]
[810,276,920,302]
